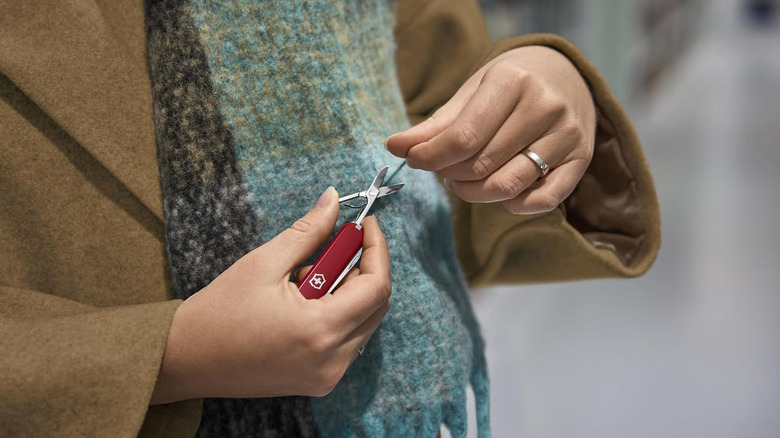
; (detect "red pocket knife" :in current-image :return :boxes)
[298,166,404,299]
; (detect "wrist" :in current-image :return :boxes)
[150,298,203,405]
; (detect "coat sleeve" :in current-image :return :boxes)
[0,285,200,437]
[394,0,661,286]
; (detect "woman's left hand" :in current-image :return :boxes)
[386,45,596,215]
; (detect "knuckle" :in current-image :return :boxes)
[559,118,585,142]
[453,123,481,153]
[507,66,532,88]
[302,333,325,355]
[289,217,316,235]
[470,153,494,180]
[373,275,392,302]
[494,172,526,199]
[383,282,392,302]
[302,320,336,355]
[545,96,568,120]
[319,331,341,354]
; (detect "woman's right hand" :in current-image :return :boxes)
[150,187,392,404]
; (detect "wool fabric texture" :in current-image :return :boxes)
[146,0,490,437]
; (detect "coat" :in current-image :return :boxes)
[0,0,660,436]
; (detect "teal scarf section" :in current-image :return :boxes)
[146,1,490,436]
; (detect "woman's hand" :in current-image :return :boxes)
[150,187,391,404]
[386,45,596,215]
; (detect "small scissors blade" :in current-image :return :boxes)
[338,183,405,204]
[354,166,388,226]
[378,183,404,198]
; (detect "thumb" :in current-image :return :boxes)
[384,114,451,159]
[384,77,479,158]
[262,186,340,275]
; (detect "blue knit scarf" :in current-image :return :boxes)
[145,1,490,436]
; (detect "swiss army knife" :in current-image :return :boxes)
[298,166,403,299]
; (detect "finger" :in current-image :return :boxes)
[295,267,360,298]
[304,267,359,289]
[385,75,480,158]
[502,158,590,215]
[294,265,313,283]
[446,133,570,203]
[341,298,391,360]
[355,216,390,278]
[341,267,360,284]
[385,114,450,159]
[320,216,391,332]
[436,98,553,182]
[295,261,361,285]
[404,69,524,172]
[261,187,340,274]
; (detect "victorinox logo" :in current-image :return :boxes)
[309,273,327,290]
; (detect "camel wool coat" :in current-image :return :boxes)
[0,0,660,436]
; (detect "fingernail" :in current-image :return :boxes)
[383,135,394,149]
[316,186,335,209]
[443,178,453,190]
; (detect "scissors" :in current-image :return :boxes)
[298,166,404,299]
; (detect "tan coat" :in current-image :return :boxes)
[0,0,660,436]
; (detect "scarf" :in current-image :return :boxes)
[145,1,490,436]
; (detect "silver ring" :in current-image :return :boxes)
[520,149,550,180]
[357,345,365,356]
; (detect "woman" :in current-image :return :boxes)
[0,0,659,436]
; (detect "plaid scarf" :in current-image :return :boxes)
[146,1,490,436]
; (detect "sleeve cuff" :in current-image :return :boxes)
[455,34,661,286]
[0,286,187,437]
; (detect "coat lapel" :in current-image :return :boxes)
[0,0,164,221]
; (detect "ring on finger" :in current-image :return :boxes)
[520,149,550,181]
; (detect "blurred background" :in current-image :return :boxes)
[462,0,780,437]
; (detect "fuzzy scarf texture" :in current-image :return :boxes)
[145,1,490,436]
